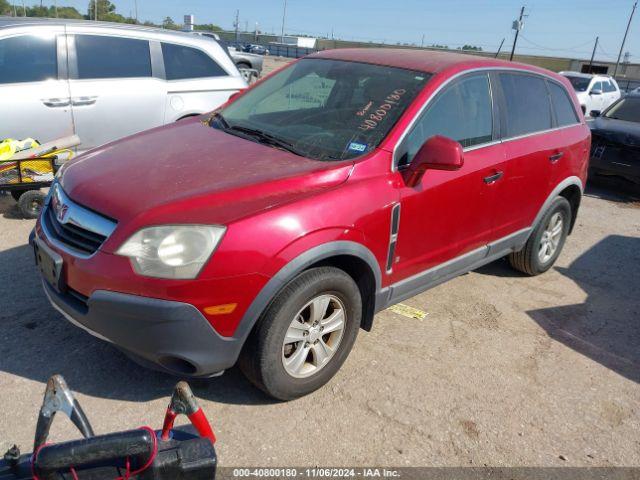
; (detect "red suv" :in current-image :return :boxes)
[32,49,590,400]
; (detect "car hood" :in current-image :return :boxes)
[589,116,640,147]
[60,118,353,226]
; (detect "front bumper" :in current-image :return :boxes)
[41,279,241,377]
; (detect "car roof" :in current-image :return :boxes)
[0,16,195,38]
[559,71,614,80]
[310,48,561,78]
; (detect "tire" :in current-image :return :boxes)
[10,189,27,202]
[239,267,362,400]
[236,62,251,70]
[508,196,572,276]
[17,190,45,219]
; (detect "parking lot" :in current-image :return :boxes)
[1,174,638,466]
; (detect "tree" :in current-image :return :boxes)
[23,5,83,19]
[87,0,116,21]
[0,0,11,15]
[162,16,178,30]
[459,44,483,52]
[194,23,223,32]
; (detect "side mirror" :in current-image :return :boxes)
[589,110,601,117]
[590,88,602,96]
[403,135,464,187]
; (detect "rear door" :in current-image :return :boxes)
[67,32,164,151]
[546,79,586,189]
[490,72,555,239]
[160,41,245,123]
[0,27,74,144]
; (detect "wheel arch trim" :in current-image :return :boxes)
[233,241,382,345]
[531,176,583,233]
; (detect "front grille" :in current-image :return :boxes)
[44,206,107,254]
[42,183,117,256]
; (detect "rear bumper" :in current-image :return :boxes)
[41,280,242,377]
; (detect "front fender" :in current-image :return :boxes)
[232,231,382,346]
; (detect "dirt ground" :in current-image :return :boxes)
[0,61,638,466]
[1,177,638,468]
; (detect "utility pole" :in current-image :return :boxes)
[421,34,425,48]
[234,9,239,45]
[510,6,526,61]
[22,0,26,16]
[614,1,637,77]
[134,0,138,24]
[255,22,259,42]
[495,37,505,58]
[54,0,58,17]
[280,0,287,43]
[588,36,598,73]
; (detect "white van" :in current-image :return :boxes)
[0,18,247,152]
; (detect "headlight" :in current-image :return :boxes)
[116,225,226,279]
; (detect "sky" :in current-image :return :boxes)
[22,0,640,62]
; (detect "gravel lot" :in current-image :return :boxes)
[1,180,638,467]
[0,60,638,466]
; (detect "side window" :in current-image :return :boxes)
[0,35,57,84]
[161,43,226,80]
[603,80,615,93]
[75,35,151,79]
[498,73,552,138]
[548,81,579,126]
[592,81,604,92]
[400,74,493,165]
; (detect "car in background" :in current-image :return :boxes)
[243,44,269,56]
[0,18,246,153]
[589,93,640,188]
[33,50,588,400]
[192,32,264,77]
[560,71,621,117]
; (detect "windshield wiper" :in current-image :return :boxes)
[227,125,304,156]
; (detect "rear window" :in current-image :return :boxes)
[548,81,579,127]
[161,43,226,80]
[499,73,552,137]
[76,35,151,79]
[0,35,57,84]
[565,75,590,92]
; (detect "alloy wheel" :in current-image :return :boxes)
[282,294,346,378]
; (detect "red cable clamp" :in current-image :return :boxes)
[160,381,216,444]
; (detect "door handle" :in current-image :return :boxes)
[549,152,564,163]
[483,171,503,184]
[42,98,71,108]
[71,96,98,106]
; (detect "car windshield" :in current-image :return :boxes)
[604,97,640,123]
[565,76,591,92]
[214,58,430,161]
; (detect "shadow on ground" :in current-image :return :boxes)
[528,234,640,384]
[0,193,23,219]
[0,243,273,405]
[478,235,640,384]
[585,177,640,206]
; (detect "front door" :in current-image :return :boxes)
[67,33,164,152]
[390,73,505,284]
[0,28,74,144]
